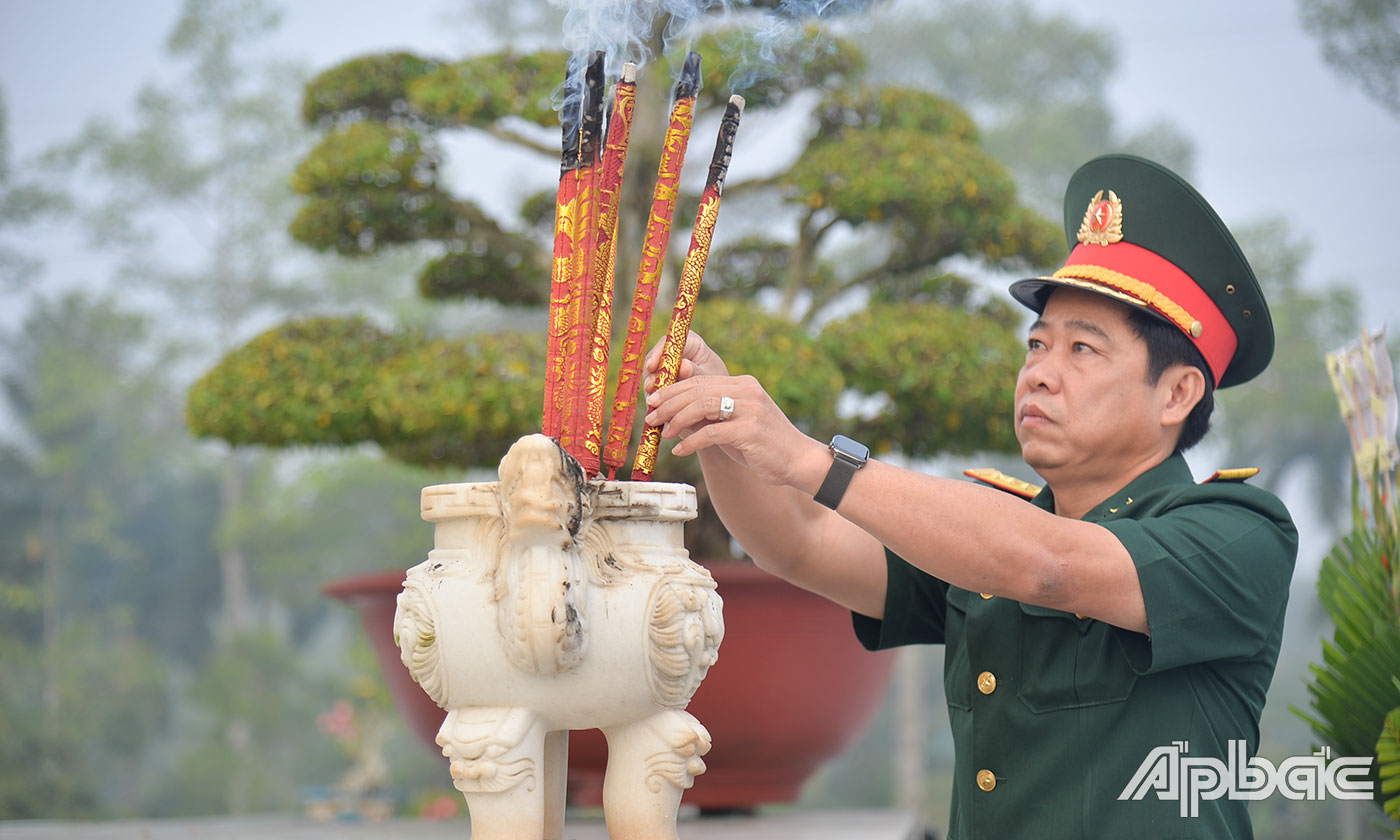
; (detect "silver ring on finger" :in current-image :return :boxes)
[718,395,735,421]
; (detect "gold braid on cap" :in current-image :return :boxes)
[1051,264,1202,338]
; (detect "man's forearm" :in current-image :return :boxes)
[696,447,825,571]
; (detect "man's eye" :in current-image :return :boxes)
[1072,342,1094,353]
[1028,338,1045,350]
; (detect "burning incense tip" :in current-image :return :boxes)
[706,96,744,195]
[676,51,702,99]
[579,52,606,166]
[620,62,638,84]
[559,57,583,172]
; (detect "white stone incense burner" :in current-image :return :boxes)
[393,434,724,839]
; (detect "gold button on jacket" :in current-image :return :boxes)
[977,671,996,694]
[976,769,997,792]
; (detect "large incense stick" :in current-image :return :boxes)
[602,52,703,479]
[543,57,584,440]
[632,94,744,482]
[580,62,638,477]
[559,52,607,462]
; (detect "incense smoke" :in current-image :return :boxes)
[547,0,872,117]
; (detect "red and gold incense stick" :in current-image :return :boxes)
[602,52,703,478]
[579,62,638,477]
[558,52,607,462]
[542,57,584,440]
[632,94,745,481]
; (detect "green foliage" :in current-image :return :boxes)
[0,291,228,817]
[241,455,434,621]
[186,317,547,468]
[1296,463,1400,836]
[373,332,545,469]
[785,88,1063,273]
[692,298,845,430]
[155,630,344,815]
[1300,0,1400,117]
[810,85,981,146]
[0,636,98,818]
[302,52,445,125]
[186,316,417,446]
[1296,522,1400,761]
[854,0,1195,210]
[417,244,547,305]
[705,236,809,299]
[647,299,845,557]
[820,300,1022,457]
[291,70,551,303]
[185,300,850,476]
[0,621,167,818]
[408,50,566,128]
[1380,698,1400,831]
[290,121,464,254]
[0,445,43,643]
[1,90,70,292]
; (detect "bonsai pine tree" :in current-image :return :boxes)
[187,10,1062,557]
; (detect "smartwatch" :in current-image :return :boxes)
[814,434,869,510]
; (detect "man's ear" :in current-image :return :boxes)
[1159,364,1206,429]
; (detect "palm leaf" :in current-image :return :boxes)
[1303,329,1400,829]
[1377,701,1400,834]
[1295,513,1400,823]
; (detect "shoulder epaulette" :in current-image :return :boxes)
[1201,467,1261,484]
[964,468,1042,500]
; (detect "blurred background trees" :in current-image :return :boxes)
[1300,0,1400,116]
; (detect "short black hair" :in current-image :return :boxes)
[1125,307,1214,453]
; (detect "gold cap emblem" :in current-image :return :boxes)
[1077,189,1123,246]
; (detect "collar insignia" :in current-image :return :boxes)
[1077,189,1124,246]
[963,468,1041,500]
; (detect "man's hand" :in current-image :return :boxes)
[640,330,890,618]
[642,331,826,492]
[642,331,730,389]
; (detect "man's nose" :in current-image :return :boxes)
[1021,350,1061,392]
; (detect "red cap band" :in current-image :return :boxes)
[1055,241,1237,386]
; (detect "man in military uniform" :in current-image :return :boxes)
[643,154,1297,838]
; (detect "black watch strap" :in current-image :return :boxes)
[814,435,869,510]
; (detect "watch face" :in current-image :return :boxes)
[830,434,869,464]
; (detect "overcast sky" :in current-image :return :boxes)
[3,0,1397,322]
[1035,0,1400,316]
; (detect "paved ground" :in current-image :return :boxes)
[0,810,924,840]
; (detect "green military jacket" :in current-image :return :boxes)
[852,455,1298,839]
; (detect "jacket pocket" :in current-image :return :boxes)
[1015,601,1137,713]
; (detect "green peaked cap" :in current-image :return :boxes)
[1010,154,1275,389]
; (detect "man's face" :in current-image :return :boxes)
[1013,288,1165,478]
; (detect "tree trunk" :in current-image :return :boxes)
[894,646,926,812]
[779,208,819,321]
[40,481,61,719]
[218,450,248,634]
